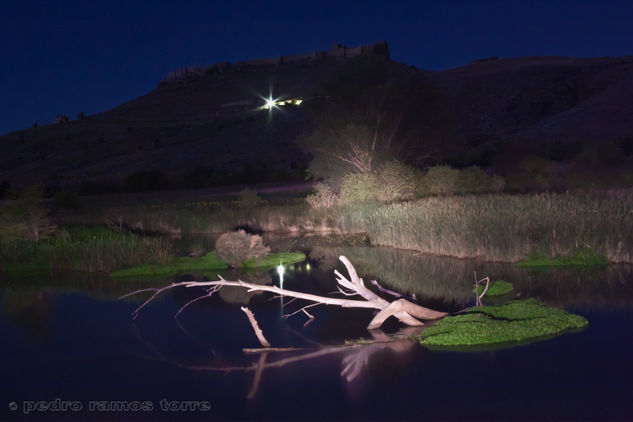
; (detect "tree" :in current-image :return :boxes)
[299,124,379,176]
[299,59,403,181]
[299,56,445,184]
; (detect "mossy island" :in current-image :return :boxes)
[419,299,588,350]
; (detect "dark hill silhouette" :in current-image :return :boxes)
[1,43,632,192]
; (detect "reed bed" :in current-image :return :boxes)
[364,192,633,263]
[1,226,173,273]
[61,191,633,264]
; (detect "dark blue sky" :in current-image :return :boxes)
[1,0,632,135]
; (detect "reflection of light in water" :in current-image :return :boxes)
[277,264,285,288]
[277,264,284,310]
[277,264,285,310]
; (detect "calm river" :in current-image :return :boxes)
[1,236,632,421]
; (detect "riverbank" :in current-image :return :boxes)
[48,189,633,264]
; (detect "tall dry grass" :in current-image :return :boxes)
[365,192,633,263]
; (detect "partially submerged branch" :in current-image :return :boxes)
[122,256,448,330]
[240,307,270,348]
[474,272,490,307]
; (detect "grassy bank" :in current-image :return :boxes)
[0,226,173,273]
[89,202,335,234]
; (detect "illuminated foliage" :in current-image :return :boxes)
[215,230,270,268]
[305,182,338,209]
[419,165,460,195]
[375,160,419,202]
[338,172,381,205]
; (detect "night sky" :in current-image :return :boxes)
[1,0,632,136]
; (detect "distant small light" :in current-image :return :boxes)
[277,101,286,106]
[306,263,311,271]
[265,98,277,109]
[294,99,303,105]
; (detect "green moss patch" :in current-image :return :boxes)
[419,299,587,350]
[111,251,306,278]
[111,251,227,278]
[475,280,514,297]
[517,249,607,268]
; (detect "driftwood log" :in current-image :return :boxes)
[122,255,447,330]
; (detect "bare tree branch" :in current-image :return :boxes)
[282,302,321,320]
[370,279,415,301]
[473,271,490,307]
[240,307,271,348]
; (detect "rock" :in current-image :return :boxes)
[54,115,69,124]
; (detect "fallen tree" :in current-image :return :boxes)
[123,255,447,330]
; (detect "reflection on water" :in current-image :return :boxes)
[217,271,272,305]
[2,289,55,341]
[132,319,421,399]
[1,234,633,421]
[309,245,633,309]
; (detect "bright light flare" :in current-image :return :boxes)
[264,97,277,109]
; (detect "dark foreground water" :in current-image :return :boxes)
[1,242,633,421]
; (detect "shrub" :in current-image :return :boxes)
[215,230,270,267]
[306,182,338,209]
[338,172,381,205]
[456,166,491,194]
[237,187,264,207]
[457,166,506,194]
[420,165,460,195]
[375,160,418,202]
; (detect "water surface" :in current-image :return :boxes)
[2,239,633,421]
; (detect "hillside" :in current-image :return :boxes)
[430,55,633,144]
[1,44,632,192]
